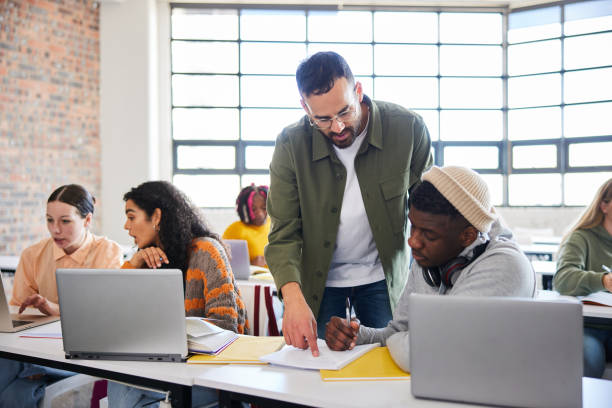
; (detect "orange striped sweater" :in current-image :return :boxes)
[122,237,248,334]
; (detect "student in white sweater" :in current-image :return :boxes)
[325,166,536,371]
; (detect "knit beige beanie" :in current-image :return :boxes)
[422,166,497,233]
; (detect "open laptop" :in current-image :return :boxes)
[224,239,251,280]
[0,277,59,332]
[408,294,582,408]
[56,268,188,362]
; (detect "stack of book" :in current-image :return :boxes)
[186,317,238,355]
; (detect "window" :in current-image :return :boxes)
[507,0,612,206]
[171,1,612,207]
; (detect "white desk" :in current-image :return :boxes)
[532,260,556,290]
[194,364,612,408]
[0,255,19,272]
[2,321,612,408]
[521,244,559,261]
[0,321,219,407]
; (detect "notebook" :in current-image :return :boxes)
[408,294,582,408]
[260,339,379,370]
[320,346,410,381]
[225,240,251,280]
[56,268,188,362]
[187,335,285,364]
[186,317,238,354]
[0,276,59,333]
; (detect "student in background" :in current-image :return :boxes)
[325,166,535,372]
[554,178,612,378]
[223,184,270,267]
[0,184,122,408]
[108,181,248,408]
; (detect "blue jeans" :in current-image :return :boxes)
[583,327,612,378]
[316,279,393,339]
[107,381,218,408]
[0,358,74,408]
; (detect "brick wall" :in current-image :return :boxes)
[0,0,100,255]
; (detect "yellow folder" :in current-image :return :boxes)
[187,335,285,364]
[320,346,410,381]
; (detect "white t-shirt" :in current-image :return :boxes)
[326,118,385,288]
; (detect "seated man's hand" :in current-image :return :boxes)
[325,316,360,351]
[19,294,60,316]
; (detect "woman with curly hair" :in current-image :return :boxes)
[223,184,270,267]
[108,181,248,408]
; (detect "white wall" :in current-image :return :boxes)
[99,0,172,245]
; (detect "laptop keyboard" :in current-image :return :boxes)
[12,319,33,327]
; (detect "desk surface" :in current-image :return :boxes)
[194,364,612,408]
[2,321,612,408]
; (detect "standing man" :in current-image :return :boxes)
[265,51,433,355]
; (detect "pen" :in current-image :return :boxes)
[345,297,351,326]
[603,265,611,273]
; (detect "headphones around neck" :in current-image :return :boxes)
[422,241,489,289]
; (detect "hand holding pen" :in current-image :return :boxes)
[325,297,360,351]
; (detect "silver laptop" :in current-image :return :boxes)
[225,239,251,280]
[408,294,582,408]
[0,277,59,332]
[56,268,188,362]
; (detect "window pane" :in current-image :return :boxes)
[241,76,300,108]
[375,45,438,76]
[245,146,275,170]
[440,78,502,109]
[508,74,561,108]
[357,76,373,96]
[508,107,561,141]
[172,75,239,107]
[172,9,238,40]
[308,44,373,76]
[174,175,239,207]
[508,6,560,43]
[440,13,502,44]
[565,33,612,70]
[512,145,557,169]
[479,174,503,206]
[241,43,306,75]
[565,0,612,35]
[414,110,439,141]
[440,110,502,141]
[242,109,304,141]
[564,67,612,104]
[241,174,271,189]
[308,11,372,43]
[440,45,502,76]
[509,174,562,205]
[374,77,438,109]
[507,40,561,76]
[173,108,238,140]
[240,10,305,41]
[172,42,238,74]
[443,146,499,169]
[564,172,612,206]
[177,146,235,170]
[569,141,612,167]
[374,12,438,43]
[564,102,612,137]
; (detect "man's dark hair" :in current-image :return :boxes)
[409,181,463,220]
[296,51,354,97]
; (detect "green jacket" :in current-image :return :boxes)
[554,224,612,296]
[265,96,433,318]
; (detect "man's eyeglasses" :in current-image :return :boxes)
[308,105,357,130]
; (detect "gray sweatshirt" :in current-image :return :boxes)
[356,219,536,372]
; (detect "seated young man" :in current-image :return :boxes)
[325,165,536,371]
